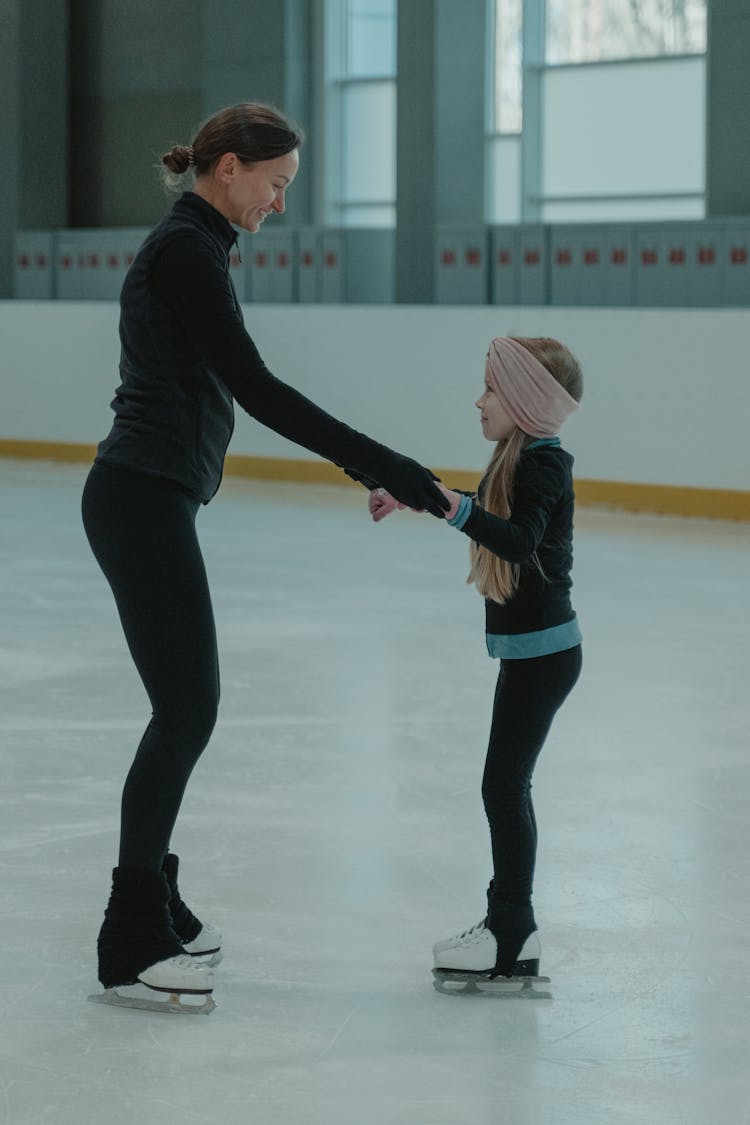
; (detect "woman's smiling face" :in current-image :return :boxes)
[225,148,299,233]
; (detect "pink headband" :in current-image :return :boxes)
[486,337,580,438]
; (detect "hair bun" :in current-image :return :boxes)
[162,145,194,174]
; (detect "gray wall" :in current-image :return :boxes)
[1,0,68,295]
[67,0,313,229]
[396,0,486,303]
[69,0,202,227]
[706,0,750,216]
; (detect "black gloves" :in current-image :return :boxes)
[365,449,450,519]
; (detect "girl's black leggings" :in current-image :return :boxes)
[483,645,582,916]
[82,462,219,871]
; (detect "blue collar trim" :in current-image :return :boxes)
[526,437,561,450]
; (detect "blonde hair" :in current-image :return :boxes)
[467,337,583,604]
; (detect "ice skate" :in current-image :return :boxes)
[89,953,215,1014]
[181,921,222,965]
[432,920,551,997]
[162,853,223,966]
[90,866,217,1014]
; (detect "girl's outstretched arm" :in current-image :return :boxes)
[438,459,565,563]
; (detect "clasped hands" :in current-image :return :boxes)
[368,483,461,523]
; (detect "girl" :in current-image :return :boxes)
[83,103,448,1014]
[370,336,583,993]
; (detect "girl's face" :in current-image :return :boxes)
[221,149,300,233]
[476,361,516,442]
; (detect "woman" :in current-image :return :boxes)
[83,102,448,1014]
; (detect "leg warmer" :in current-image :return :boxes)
[97,867,185,988]
[162,853,202,945]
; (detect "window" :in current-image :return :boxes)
[493,0,523,134]
[347,0,396,75]
[486,0,708,224]
[486,0,523,224]
[325,0,397,228]
[542,0,707,222]
[541,55,706,221]
[546,0,707,65]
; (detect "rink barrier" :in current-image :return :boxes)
[15,219,750,307]
[1,440,749,522]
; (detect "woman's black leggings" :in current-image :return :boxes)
[483,645,582,917]
[82,462,219,871]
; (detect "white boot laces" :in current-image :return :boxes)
[172,954,209,973]
[455,920,487,946]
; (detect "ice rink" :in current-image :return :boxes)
[1,459,748,1125]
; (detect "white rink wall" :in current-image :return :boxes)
[1,300,749,490]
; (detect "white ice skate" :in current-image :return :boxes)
[88,954,216,1015]
[432,920,551,997]
[182,921,223,967]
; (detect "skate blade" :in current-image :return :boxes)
[88,984,216,1015]
[432,969,552,999]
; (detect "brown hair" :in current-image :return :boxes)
[161,102,304,188]
[467,337,583,604]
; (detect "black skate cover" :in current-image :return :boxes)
[162,852,203,945]
[96,867,185,988]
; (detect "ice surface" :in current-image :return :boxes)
[1,460,749,1125]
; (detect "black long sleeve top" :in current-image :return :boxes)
[95,192,396,502]
[452,442,580,652]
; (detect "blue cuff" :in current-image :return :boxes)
[447,494,473,529]
[485,616,582,659]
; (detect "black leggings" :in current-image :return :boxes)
[483,645,582,915]
[82,462,219,871]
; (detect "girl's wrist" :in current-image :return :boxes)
[447,493,473,529]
